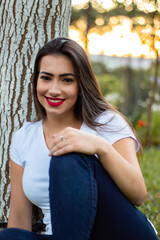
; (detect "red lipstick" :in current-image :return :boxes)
[45,97,65,107]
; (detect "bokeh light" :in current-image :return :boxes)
[71,0,160,58]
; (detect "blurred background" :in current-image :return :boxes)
[70,0,160,147]
[69,1,160,235]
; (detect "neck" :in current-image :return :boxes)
[44,113,82,134]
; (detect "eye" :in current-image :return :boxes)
[40,75,51,81]
[62,78,74,83]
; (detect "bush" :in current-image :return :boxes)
[135,111,160,146]
[96,73,124,96]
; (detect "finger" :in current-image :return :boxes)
[50,128,79,154]
[54,127,77,142]
[51,134,67,147]
[49,140,69,156]
[53,145,75,156]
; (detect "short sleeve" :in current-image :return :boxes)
[97,111,139,152]
[9,125,27,167]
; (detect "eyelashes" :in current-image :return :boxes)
[40,75,74,83]
[62,78,74,83]
[40,75,51,81]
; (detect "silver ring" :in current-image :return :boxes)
[60,136,66,141]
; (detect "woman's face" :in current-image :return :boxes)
[36,54,79,119]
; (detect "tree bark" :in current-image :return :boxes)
[0,0,72,221]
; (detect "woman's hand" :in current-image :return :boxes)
[49,127,147,206]
[49,127,106,156]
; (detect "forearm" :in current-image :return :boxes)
[97,139,147,206]
[8,160,33,231]
[8,209,32,231]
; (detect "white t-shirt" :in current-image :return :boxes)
[10,110,139,235]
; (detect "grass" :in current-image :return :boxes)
[138,147,160,239]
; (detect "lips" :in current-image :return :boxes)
[45,97,65,107]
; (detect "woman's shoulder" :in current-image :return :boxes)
[12,120,42,142]
[15,120,42,133]
[10,121,43,166]
[96,109,127,128]
[96,110,139,151]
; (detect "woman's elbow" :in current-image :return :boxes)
[134,188,147,206]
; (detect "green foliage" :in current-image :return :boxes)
[151,112,160,145]
[91,61,124,95]
[135,111,160,145]
[91,61,108,75]
[91,61,120,95]
[91,60,155,117]
[96,73,123,95]
[91,60,125,108]
[96,73,124,107]
[138,147,160,239]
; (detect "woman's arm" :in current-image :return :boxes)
[97,137,147,206]
[49,128,147,206]
[7,159,33,231]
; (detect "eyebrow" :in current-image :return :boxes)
[40,71,76,77]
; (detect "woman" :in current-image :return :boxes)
[0,37,158,240]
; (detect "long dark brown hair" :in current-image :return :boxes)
[32,37,141,149]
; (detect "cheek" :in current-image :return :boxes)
[36,81,45,97]
[36,85,45,106]
[70,89,78,102]
[71,84,79,99]
[36,87,41,101]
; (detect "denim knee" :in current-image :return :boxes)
[0,228,35,240]
[49,153,98,240]
[50,153,96,173]
[0,228,53,240]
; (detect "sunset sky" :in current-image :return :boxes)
[70,0,160,58]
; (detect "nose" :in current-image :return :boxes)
[48,80,61,96]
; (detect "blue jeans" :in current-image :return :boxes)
[0,153,158,240]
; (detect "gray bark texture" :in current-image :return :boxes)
[0,0,72,220]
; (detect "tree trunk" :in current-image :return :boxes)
[0,0,72,221]
[85,1,92,52]
[146,51,159,146]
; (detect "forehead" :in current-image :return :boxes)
[39,54,75,74]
